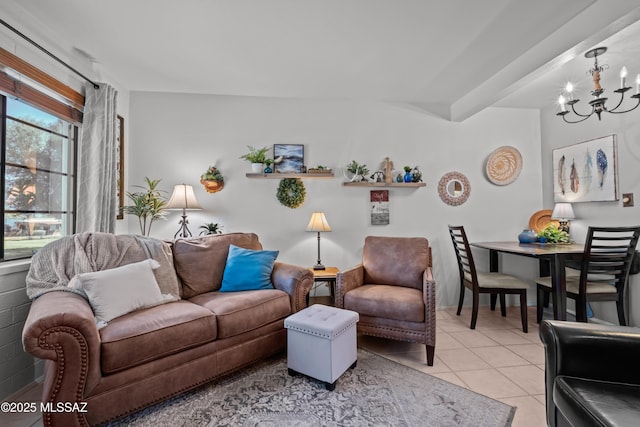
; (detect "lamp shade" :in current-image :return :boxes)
[166,184,202,210]
[306,212,331,232]
[551,203,575,220]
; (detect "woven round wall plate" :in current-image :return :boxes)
[485,146,523,186]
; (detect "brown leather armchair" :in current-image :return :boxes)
[335,236,435,365]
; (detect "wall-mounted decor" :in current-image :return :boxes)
[370,190,389,225]
[553,135,618,202]
[274,144,304,173]
[276,178,306,208]
[485,146,522,186]
[200,165,224,194]
[438,172,470,206]
[116,115,124,219]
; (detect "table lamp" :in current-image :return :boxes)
[166,184,202,238]
[306,212,332,270]
[551,202,575,234]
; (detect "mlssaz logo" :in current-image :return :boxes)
[40,402,88,413]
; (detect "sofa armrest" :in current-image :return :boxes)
[335,264,364,308]
[539,320,640,427]
[272,262,314,313]
[23,292,102,404]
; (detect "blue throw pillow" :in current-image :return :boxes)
[220,244,279,292]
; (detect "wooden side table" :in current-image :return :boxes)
[308,267,339,306]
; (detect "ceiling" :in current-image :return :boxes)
[4,0,640,121]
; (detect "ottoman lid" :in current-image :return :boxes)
[285,305,359,339]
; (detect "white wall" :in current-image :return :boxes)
[540,105,640,325]
[129,92,544,308]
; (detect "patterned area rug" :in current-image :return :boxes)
[109,349,514,426]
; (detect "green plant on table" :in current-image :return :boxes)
[403,165,412,173]
[537,224,570,243]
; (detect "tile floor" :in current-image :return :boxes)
[358,305,549,427]
[2,305,550,427]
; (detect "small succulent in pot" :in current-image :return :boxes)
[200,165,224,193]
[199,222,223,235]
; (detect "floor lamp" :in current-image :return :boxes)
[166,184,202,238]
[306,212,332,270]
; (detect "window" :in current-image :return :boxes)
[2,96,77,261]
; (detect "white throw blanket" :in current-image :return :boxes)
[26,232,181,301]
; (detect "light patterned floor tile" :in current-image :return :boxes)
[500,395,547,427]
[507,343,546,365]
[497,365,546,395]
[456,368,527,399]
[448,330,499,348]
[470,346,529,367]
[437,348,491,371]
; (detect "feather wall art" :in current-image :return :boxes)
[552,135,618,202]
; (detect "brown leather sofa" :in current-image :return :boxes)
[22,232,313,426]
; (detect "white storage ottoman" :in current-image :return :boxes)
[284,304,359,390]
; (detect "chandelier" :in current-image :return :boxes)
[557,46,640,123]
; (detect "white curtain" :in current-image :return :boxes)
[76,83,118,233]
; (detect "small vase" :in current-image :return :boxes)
[396,174,403,183]
[264,165,273,173]
[518,229,538,243]
[403,171,412,183]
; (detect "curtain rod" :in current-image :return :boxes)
[0,18,100,89]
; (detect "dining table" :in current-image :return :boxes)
[470,241,585,320]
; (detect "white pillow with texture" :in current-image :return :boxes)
[69,259,170,327]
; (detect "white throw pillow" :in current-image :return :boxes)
[69,259,170,327]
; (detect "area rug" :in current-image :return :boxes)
[109,349,514,426]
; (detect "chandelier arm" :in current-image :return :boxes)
[561,113,592,124]
[569,102,594,118]
[607,97,640,114]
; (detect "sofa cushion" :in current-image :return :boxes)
[363,236,429,290]
[220,245,279,292]
[69,259,172,327]
[344,284,424,323]
[189,290,291,339]
[173,233,263,298]
[554,376,640,427]
[100,300,217,374]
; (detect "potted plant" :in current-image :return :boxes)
[346,160,369,182]
[199,222,223,235]
[263,158,274,173]
[123,177,167,236]
[200,165,224,193]
[240,146,270,173]
[403,166,412,183]
[537,224,570,243]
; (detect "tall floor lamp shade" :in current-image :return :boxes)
[306,212,332,270]
[166,184,202,238]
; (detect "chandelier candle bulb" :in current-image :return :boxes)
[558,95,567,112]
[620,66,628,88]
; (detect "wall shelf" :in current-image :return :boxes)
[342,182,426,187]
[245,173,334,179]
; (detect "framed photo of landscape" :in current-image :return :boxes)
[274,144,304,173]
[552,135,618,203]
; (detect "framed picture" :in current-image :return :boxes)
[274,144,304,173]
[552,135,618,203]
[116,115,125,219]
[370,190,389,225]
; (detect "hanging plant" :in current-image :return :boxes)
[276,178,306,209]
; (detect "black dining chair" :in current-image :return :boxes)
[449,225,530,332]
[536,226,640,325]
